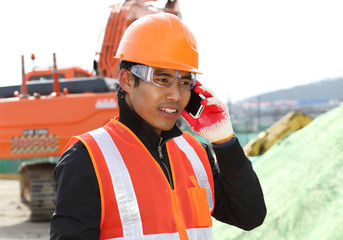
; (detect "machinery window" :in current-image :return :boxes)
[28,74,65,81]
[74,71,90,78]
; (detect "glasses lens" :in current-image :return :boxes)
[179,72,196,90]
[152,68,196,90]
[130,64,150,81]
[152,68,177,87]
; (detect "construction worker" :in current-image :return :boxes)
[50,13,266,240]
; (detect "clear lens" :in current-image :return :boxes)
[130,64,196,90]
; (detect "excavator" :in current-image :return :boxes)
[243,111,313,156]
[0,0,180,221]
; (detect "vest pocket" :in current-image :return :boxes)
[187,186,212,227]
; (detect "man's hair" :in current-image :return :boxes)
[115,61,140,99]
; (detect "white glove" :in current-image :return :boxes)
[182,81,234,143]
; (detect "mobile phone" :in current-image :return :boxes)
[185,90,205,118]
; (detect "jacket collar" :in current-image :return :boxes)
[117,98,182,148]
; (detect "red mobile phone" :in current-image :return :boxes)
[185,90,205,118]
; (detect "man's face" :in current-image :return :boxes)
[124,69,191,135]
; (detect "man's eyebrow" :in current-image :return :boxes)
[154,71,173,77]
[181,75,192,80]
[180,73,192,79]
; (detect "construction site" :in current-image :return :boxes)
[1,104,342,239]
[1,0,343,239]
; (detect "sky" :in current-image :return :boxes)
[1,0,343,103]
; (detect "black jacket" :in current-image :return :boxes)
[50,98,266,239]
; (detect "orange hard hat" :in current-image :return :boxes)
[115,13,200,74]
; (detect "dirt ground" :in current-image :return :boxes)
[0,179,50,240]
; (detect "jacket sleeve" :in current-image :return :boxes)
[204,137,267,230]
[50,141,101,240]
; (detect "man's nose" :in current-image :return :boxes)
[166,80,182,101]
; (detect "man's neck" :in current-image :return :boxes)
[117,97,182,146]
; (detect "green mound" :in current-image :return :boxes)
[213,105,343,240]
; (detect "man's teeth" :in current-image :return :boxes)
[160,108,177,113]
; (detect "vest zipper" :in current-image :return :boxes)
[158,138,173,189]
[158,145,163,159]
[161,161,173,189]
[158,138,188,239]
[157,137,164,159]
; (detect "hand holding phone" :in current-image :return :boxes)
[182,81,234,143]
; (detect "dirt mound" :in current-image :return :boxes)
[213,105,343,240]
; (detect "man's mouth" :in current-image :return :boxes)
[160,107,177,114]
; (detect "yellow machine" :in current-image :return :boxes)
[244,111,313,156]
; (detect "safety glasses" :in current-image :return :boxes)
[130,64,196,91]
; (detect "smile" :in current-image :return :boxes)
[160,107,177,114]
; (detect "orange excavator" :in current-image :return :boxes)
[0,0,180,221]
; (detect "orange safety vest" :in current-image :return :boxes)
[65,120,215,240]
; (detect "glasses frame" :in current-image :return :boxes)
[130,64,196,91]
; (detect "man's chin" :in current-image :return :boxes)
[152,122,177,134]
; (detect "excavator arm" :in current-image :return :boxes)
[96,0,180,79]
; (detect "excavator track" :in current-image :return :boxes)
[19,162,56,222]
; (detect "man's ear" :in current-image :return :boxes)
[119,69,133,93]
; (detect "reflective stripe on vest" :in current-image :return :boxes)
[89,127,143,237]
[106,227,213,240]
[173,136,214,213]
[75,122,214,240]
